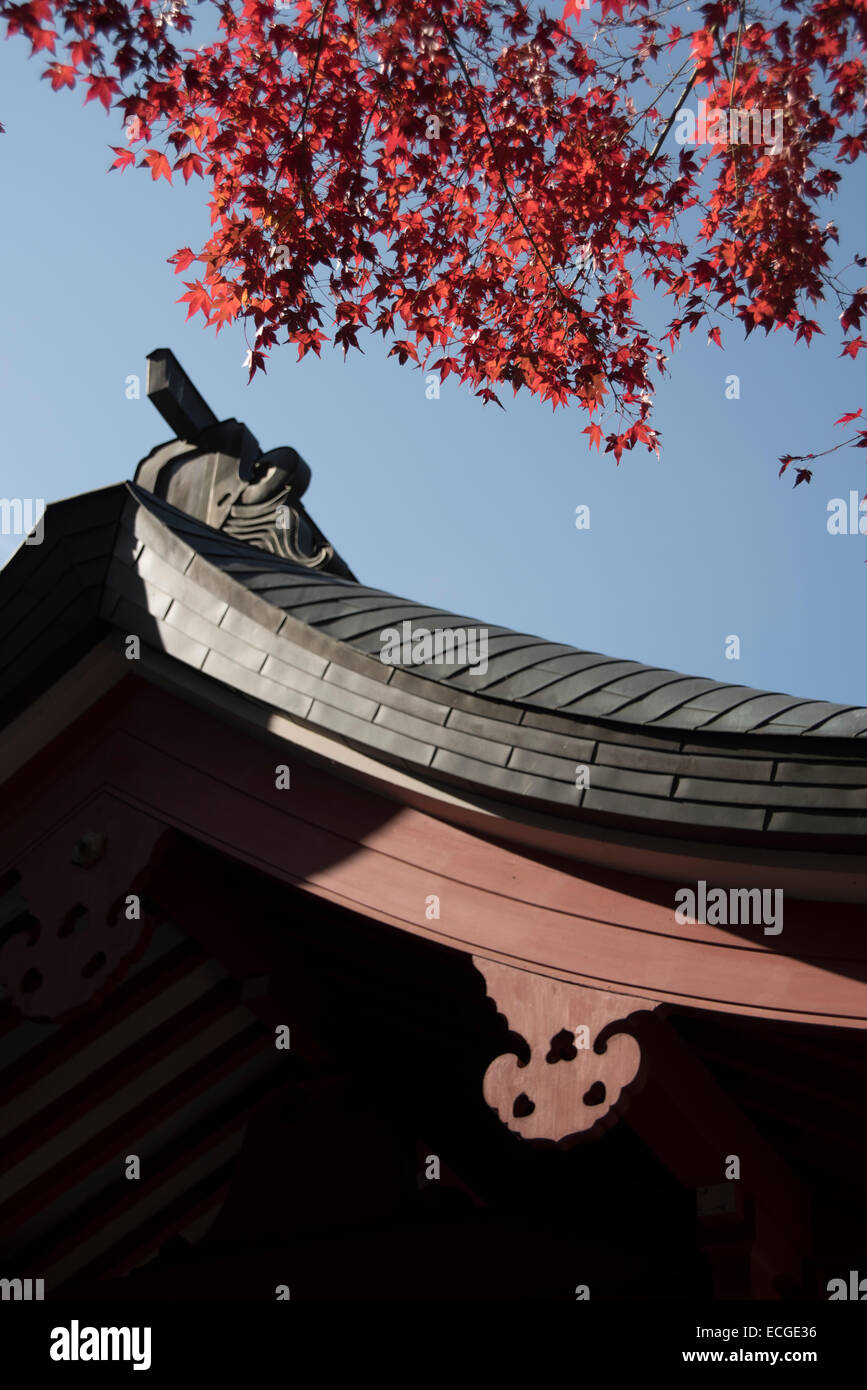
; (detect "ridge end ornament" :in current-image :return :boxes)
[135,348,356,579]
[474,957,659,1143]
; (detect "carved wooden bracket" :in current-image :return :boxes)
[0,793,167,1020]
[474,957,659,1143]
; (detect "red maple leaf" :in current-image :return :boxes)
[30,27,56,54]
[142,148,172,183]
[841,337,866,359]
[109,145,136,172]
[83,74,120,112]
[583,421,603,451]
[42,63,75,91]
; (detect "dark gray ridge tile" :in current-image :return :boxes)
[261,653,379,720]
[150,618,209,670]
[17,540,84,599]
[104,574,174,623]
[1,590,62,654]
[675,775,867,810]
[582,786,766,831]
[375,705,511,766]
[508,746,587,784]
[678,737,781,757]
[73,556,112,590]
[668,684,765,715]
[129,504,196,573]
[112,522,145,567]
[0,587,97,664]
[232,567,361,594]
[0,541,50,595]
[469,713,597,761]
[325,662,452,724]
[308,699,436,768]
[596,741,776,782]
[198,550,290,574]
[423,661,494,686]
[467,630,556,650]
[137,547,228,626]
[164,600,266,672]
[279,619,390,678]
[264,629,329,679]
[650,704,743,732]
[467,648,615,696]
[286,589,392,616]
[62,522,121,567]
[520,662,666,711]
[256,594,364,622]
[202,649,313,721]
[107,597,208,669]
[219,599,300,649]
[503,648,613,675]
[0,588,39,635]
[756,701,853,733]
[54,484,127,528]
[805,708,867,738]
[323,606,449,641]
[775,761,867,786]
[241,577,366,605]
[132,486,224,536]
[601,677,726,724]
[231,619,328,678]
[389,667,524,724]
[759,721,832,737]
[431,748,583,807]
[699,695,818,734]
[769,809,867,835]
[473,663,588,702]
[519,706,684,750]
[444,705,531,734]
[104,555,155,604]
[0,604,96,684]
[587,760,675,798]
[602,666,698,700]
[324,654,392,692]
[551,688,634,718]
[187,555,284,634]
[464,639,575,668]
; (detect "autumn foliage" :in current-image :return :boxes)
[3,0,867,465]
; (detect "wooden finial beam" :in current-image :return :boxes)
[146,348,218,439]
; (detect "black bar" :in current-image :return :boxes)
[145,349,218,439]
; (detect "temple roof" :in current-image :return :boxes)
[132,481,867,741]
[1,347,865,849]
[2,477,866,850]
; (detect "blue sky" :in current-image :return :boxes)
[1,31,865,708]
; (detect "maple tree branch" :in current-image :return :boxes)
[646,21,720,167]
[431,5,600,353]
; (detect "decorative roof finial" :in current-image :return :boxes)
[135,349,355,579]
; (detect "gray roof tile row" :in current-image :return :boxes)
[1,481,866,848]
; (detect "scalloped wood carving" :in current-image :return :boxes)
[0,794,165,1020]
[475,957,659,1143]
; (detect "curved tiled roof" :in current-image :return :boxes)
[1,482,867,848]
[129,484,867,741]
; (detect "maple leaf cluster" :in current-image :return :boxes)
[3,0,867,467]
